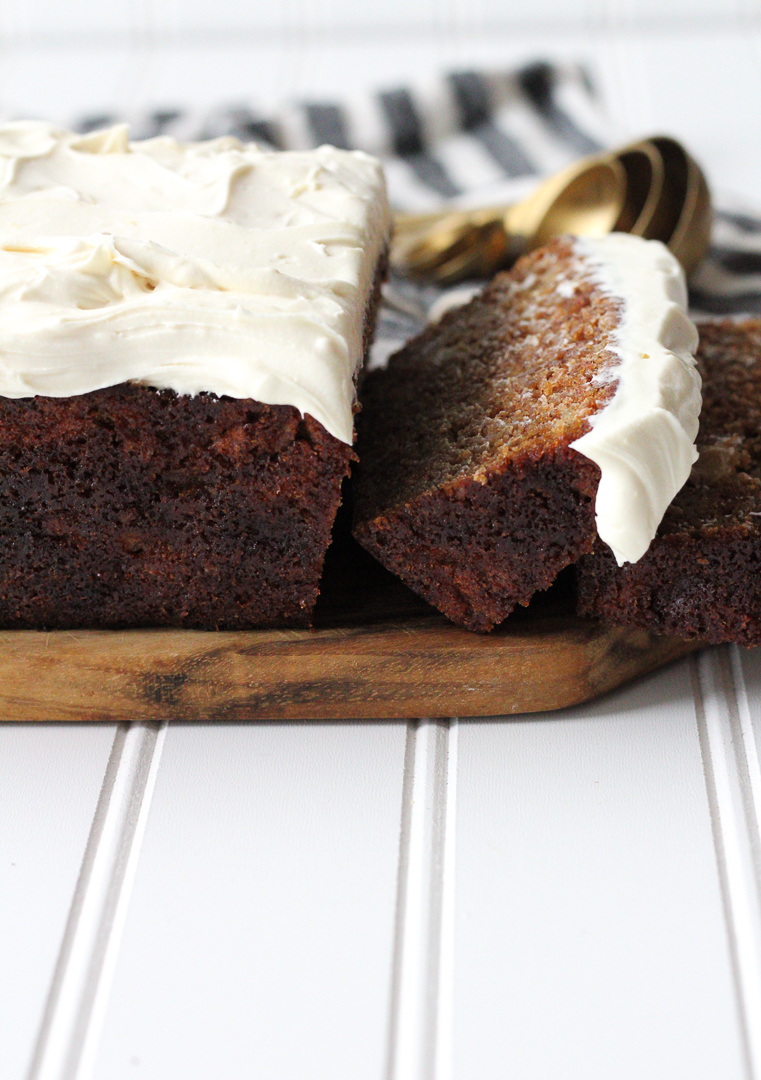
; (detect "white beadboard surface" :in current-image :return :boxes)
[4,6,761,1079]
[455,663,745,1079]
[91,723,406,1080]
[0,724,116,1080]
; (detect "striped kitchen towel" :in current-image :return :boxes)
[73,59,761,346]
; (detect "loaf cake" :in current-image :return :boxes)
[0,122,389,628]
[576,318,761,646]
[352,234,700,632]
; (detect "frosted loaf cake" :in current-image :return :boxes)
[0,122,390,628]
[576,318,761,646]
[352,234,700,632]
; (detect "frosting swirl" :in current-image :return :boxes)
[569,234,701,565]
[0,122,390,444]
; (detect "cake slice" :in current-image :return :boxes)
[0,122,389,628]
[576,318,761,646]
[352,234,700,632]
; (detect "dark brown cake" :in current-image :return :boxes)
[0,128,393,630]
[576,318,761,646]
[0,388,354,629]
[352,237,628,632]
[0,259,385,632]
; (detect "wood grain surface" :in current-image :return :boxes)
[1,540,700,722]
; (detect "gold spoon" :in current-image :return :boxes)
[392,155,627,284]
[650,136,712,275]
[392,136,712,283]
[605,136,710,273]
[613,140,666,237]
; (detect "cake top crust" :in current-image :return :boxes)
[355,237,628,511]
[0,121,390,444]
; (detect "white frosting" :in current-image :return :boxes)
[568,234,701,565]
[0,121,390,444]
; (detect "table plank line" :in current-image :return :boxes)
[386,718,458,1080]
[28,721,166,1080]
[694,649,761,1080]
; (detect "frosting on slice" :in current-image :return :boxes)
[0,122,391,444]
[569,233,701,565]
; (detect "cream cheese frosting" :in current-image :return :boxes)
[0,121,391,445]
[568,233,701,565]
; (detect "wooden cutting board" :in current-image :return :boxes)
[1,540,699,722]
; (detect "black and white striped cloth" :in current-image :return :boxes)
[73,59,761,349]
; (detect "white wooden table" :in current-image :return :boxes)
[3,4,761,1077]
